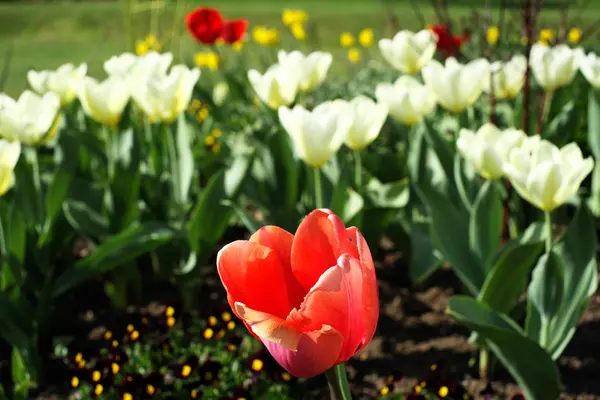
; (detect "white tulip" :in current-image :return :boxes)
[0,91,61,145]
[278,101,352,168]
[422,57,490,114]
[27,63,87,106]
[504,139,594,211]
[341,96,388,150]
[104,52,139,76]
[277,50,332,92]
[77,76,130,127]
[248,64,299,109]
[104,51,172,79]
[378,30,437,74]
[0,139,21,196]
[457,123,528,180]
[132,65,201,124]
[530,43,583,91]
[375,75,437,126]
[485,55,527,100]
[577,50,600,89]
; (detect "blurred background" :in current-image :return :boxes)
[0,0,598,96]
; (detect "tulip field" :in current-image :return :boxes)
[3,0,600,399]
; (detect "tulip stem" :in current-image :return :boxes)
[325,364,352,400]
[354,150,362,190]
[314,167,324,209]
[544,211,553,253]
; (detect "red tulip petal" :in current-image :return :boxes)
[185,7,224,45]
[262,324,344,378]
[249,226,306,309]
[289,255,366,363]
[217,238,299,319]
[235,302,302,350]
[291,209,348,292]
[347,228,379,351]
[222,19,248,44]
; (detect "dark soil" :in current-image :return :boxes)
[350,246,600,400]
[4,227,600,400]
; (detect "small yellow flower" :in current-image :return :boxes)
[282,9,307,26]
[347,47,361,64]
[340,32,355,48]
[358,28,374,47]
[204,135,216,146]
[194,52,220,71]
[232,41,244,52]
[568,27,582,44]
[487,26,499,45]
[290,23,306,41]
[252,26,280,46]
[197,106,209,122]
[212,128,222,138]
[145,34,161,50]
[136,40,149,56]
[212,143,221,153]
[539,28,554,44]
[188,99,202,112]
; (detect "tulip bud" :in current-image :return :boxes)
[457,123,528,180]
[132,65,201,124]
[530,43,583,91]
[504,140,594,211]
[0,139,20,196]
[485,54,527,100]
[77,76,131,127]
[27,63,87,106]
[278,101,352,168]
[248,64,299,109]
[378,30,437,74]
[375,75,437,126]
[0,91,61,145]
[277,50,332,92]
[343,96,388,151]
[577,50,600,89]
[422,57,490,114]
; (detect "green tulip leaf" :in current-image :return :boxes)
[469,180,503,269]
[447,296,562,400]
[51,222,179,298]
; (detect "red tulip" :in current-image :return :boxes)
[217,209,379,378]
[222,19,248,44]
[185,7,224,45]
[429,24,469,57]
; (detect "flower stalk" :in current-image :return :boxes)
[314,167,324,209]
[324,364,352,400]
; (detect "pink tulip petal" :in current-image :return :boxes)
[262,324,344,378]
[291,209,347,292]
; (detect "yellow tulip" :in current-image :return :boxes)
[194,52,220,71]
[347,47,361,64]
[290,23,306,41]
[539,28,554,44]
[282,9,307,26]
[487,26,499,45]
[358,28,374,47]
[252,26,280,46]
[568,27,582,44]
[340,32,355,48]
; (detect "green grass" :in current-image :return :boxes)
[1,0,599,96]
